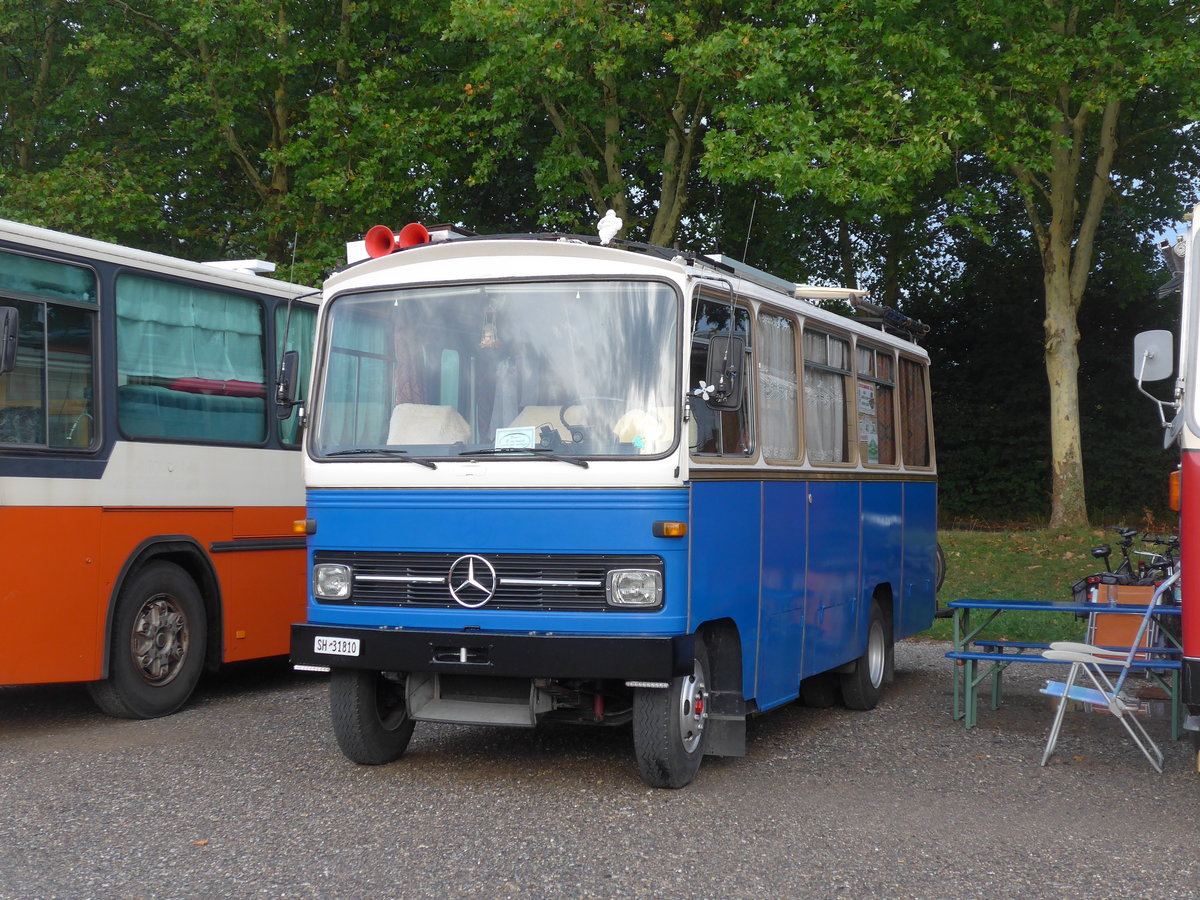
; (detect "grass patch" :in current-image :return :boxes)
[920,526,1114,644]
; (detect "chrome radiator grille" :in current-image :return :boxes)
[313,550,663,612]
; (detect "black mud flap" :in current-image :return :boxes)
[704,688,746,757]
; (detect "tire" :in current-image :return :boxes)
[935,542,947,593]
[86,561,206,719]
[633,639,710,789]
[329,668,415,765]
[839,601,888,711]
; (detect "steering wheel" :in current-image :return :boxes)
[559,396,625,441]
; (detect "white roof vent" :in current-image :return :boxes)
[202,259,277,276]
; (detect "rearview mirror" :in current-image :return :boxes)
[703,335,745,411]
[1133,330,1173,382]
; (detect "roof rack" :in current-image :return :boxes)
[850,297,930,341]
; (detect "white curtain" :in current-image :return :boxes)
[803,331,848,463]
[758,313,798,459]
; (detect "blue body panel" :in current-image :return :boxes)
[898,481,939,638]
[758,482,808,709]
[305,478,937,711]
[685,477,937,713]
[306,488,690,636]
[687,481,764,702]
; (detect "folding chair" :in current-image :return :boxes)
[1039,570,1180,772]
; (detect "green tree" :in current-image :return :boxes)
[1,1,476,280]
[443,0,728,244]
[0,0,170,242]
[960,0,1199,526]
[695,0,1200,526]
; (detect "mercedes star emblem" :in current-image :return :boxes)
[447,554,498,608]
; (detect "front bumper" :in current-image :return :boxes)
[290,623,694,681]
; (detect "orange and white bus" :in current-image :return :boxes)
[0,218,315,717]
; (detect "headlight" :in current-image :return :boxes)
[313,564,352,600]
[606,569,662,608]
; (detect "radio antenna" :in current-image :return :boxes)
[741,197,757,262]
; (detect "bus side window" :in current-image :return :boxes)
[116,274,267,444]
[758,311,799,460]
[0,250,98,449]
[856,344,896,466]
[803,329,851,463]
[899,357,931,467]
[690,297,752,457]
[276,303,316,446]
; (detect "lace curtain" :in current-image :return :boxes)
[758,313,798,459]
[803,331,848,463]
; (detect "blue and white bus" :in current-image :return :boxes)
[289,222,938,787]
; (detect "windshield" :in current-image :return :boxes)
[312,279,680,460]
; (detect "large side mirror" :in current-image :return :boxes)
[1132,330,1182,447]
[275,349,300,419]
[1133,330,1173,382]
[0,307,17,375]
[704,335,745,411]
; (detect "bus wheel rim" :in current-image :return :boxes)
[867,619,885,688]
[676,659,708,753]
[130,593,189,687]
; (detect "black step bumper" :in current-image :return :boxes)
[291,623,694,681]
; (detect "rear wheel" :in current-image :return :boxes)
[633,640,710,788]
[330,669,415,765]
[87,561,206,719]
[839,601,888,711]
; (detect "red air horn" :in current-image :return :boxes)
[364,222,431,258]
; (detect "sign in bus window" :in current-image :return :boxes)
[856,344,896,465]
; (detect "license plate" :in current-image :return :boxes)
[314,635,360,657]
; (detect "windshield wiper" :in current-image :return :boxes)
[458,447,589,469]
[326,448,437,469]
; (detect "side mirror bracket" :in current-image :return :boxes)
[0,307,18,375]
[275,348,300,419]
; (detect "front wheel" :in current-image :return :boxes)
[839,601,889,710]
[329,669,415,765]
[633,640,710,789]
[86,561,206,719]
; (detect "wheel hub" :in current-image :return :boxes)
[131,594,189,686]
[866,619,885,688]
[677,660,709,753]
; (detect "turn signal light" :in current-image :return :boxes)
[1169,468,1180,512]
[294,518,316,535]
[652,521,687,538]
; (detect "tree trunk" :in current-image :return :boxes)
[1043,266,1087,527]
[837,217,857,289]
[1015,90,1118,530]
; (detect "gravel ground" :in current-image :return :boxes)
[3,640,1199,900]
